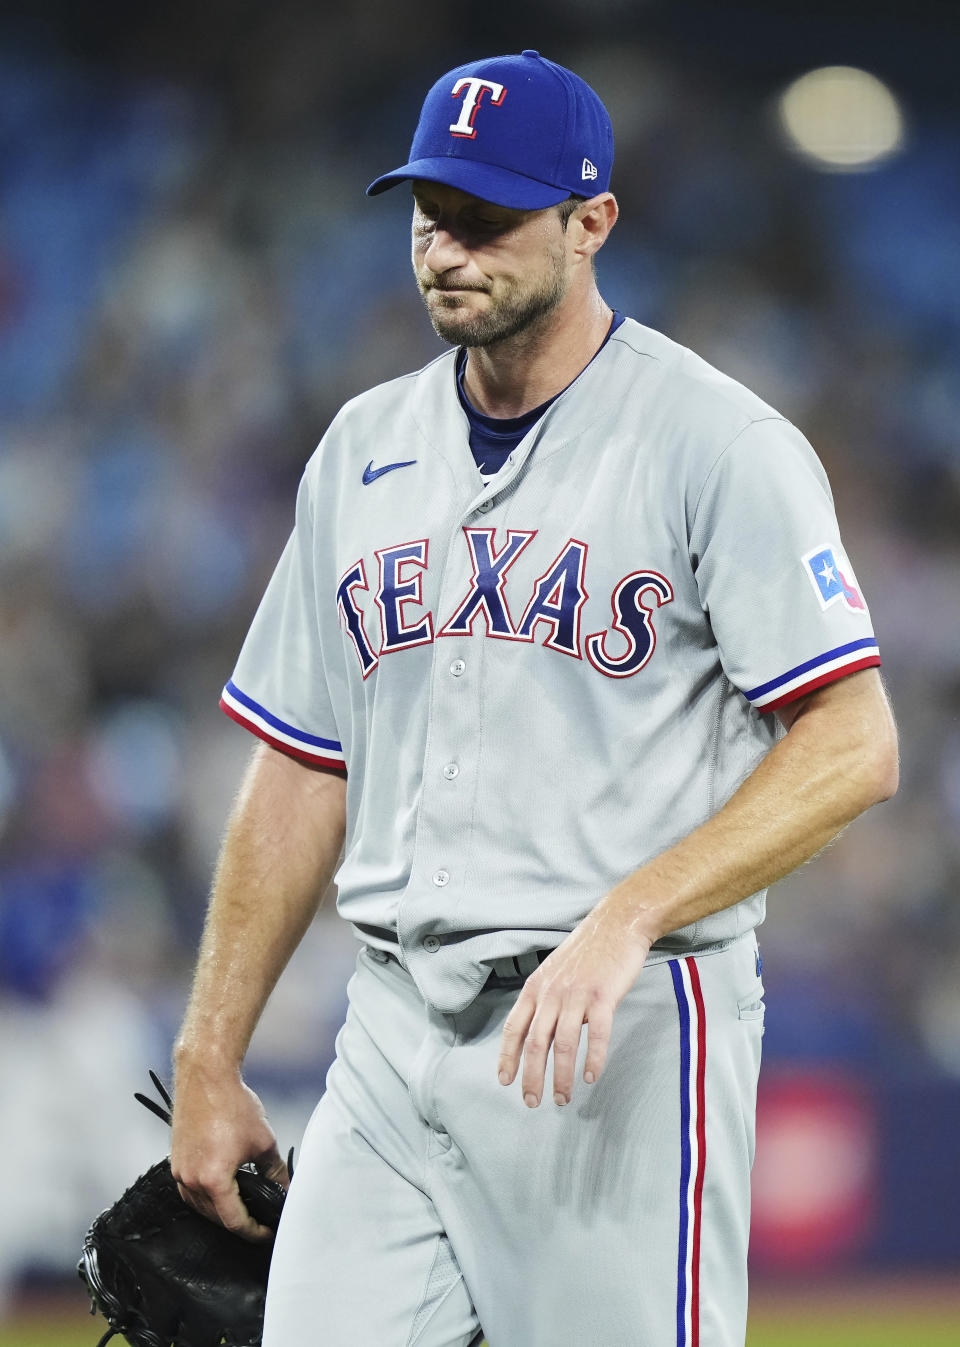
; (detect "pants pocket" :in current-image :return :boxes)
[737,976,766,1022]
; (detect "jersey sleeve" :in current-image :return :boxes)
[689,416,881,713]
[219,470,346,771]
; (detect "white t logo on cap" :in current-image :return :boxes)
[449,77,506,139]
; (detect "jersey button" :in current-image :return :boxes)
[477,499,493,513]
[450,659,466,677]
[442,763,460,780]
[432,869,450,887]
[423,934,441,952]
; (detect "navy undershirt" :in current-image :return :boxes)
[456,311,626,477]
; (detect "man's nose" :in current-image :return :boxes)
[422,226,470,274]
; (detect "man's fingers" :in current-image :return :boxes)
[550,1001,587,1105]
[497,989,536,1085]
[177,1175,273,1243]
[519,1001,560,1107]
[583,1002,614,1085]
[255,1143,289,1189]
[211,1182,273,1243]
[177,1180,216,1222]
[498,946,633,1105]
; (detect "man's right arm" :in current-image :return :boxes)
[171,741,347,1239]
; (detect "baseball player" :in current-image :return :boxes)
[170,51,898,1347]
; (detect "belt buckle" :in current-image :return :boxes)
[484,951,546,989]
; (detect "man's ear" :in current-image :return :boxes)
[573,193,619,258]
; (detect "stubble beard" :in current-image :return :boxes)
[418,249,569,349]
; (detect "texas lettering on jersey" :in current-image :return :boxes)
[336,527,674,680]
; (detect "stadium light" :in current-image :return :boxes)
[777,65,906,171]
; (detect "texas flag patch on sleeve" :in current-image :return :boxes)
[803,544,866,613]
[742,543,880,711]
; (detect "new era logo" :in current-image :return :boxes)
[581,158,598,181]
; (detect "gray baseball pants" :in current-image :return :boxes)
[262,934,764,1347]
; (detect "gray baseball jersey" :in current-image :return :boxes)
[221,316,880,1016]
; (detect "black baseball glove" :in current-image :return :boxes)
[78,1072,291,1347]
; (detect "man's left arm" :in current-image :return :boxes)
[497,667,899,1108]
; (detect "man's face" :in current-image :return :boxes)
[411,181,572,348]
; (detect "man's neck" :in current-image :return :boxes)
[461,289,614,419]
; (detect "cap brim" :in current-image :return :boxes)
[365,157,572,210]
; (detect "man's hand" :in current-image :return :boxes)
[171,1056,289,1242]
[168,745,343,1241]
[496,897,654,1108]
[497,671,898,1112]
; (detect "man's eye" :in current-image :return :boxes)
[412,208,508,234]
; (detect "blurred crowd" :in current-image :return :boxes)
[0,3,959,1298]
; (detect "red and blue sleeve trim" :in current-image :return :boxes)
[744,637,881,712]
[219,679,346,771]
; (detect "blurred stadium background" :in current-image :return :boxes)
[0,0,958,1340]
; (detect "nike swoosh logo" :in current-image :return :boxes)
[362,459,417,485]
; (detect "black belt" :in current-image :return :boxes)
[364,940,553,990]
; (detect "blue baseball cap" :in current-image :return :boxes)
[366,50,614,210]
